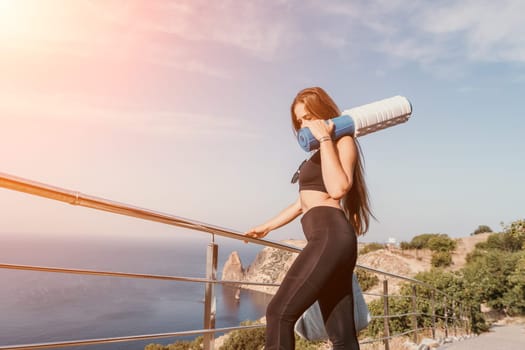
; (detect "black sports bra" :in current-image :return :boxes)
[298,151,327,193]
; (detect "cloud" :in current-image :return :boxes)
[416,0,525,63]
[0,1,232,79]
[308,0,525,70]
[81,0,299,60]
[315,32,347,49]
[6,0,525,81]
[1,91,260,139]
[148,1,299,59]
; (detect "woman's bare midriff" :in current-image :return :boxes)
[299,190,342,214]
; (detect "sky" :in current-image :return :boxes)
[1,0,524,246]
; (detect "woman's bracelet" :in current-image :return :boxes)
[318,136,332,144]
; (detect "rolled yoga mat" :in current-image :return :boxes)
[297,95,412,152]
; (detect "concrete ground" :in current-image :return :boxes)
[437,324,524,350]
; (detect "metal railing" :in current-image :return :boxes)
[0,172,473,349]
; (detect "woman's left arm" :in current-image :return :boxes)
[319,135,357,199]
[302,119,357,199]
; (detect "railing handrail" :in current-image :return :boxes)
[0,172,300,252]
[0,171,473,349]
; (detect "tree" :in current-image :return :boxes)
[409,234,437,249]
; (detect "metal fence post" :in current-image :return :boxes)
[383,279,390,350]
[203,240,218,350]
[465,305,470,336]
[452,300,458,337]
[431,289,436,339]
[459,303,463,336]
[411,285,418,344]
[444,296,449,339]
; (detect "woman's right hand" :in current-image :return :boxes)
[244,225,271,242]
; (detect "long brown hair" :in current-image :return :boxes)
[291,87,374,236]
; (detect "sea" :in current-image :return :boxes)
[0,232,273,350]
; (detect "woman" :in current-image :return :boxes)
[245,87,373,349]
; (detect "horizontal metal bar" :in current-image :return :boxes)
[355,265,431,286]
[0,262,466,313]
[0,324,265,350]
[420,312,459,320]
[371,312,419,319]
[0,263,280,287]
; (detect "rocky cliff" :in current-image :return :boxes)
[222,250,245,281]
[221,240,305,294]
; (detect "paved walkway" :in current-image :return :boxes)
[437,324,524,350]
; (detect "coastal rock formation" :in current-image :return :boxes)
[221,240,304,295]
[222,251,245,282]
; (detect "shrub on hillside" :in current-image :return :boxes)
[476,220,525,253]
[219,321,265,350]
[462,249,525,315]
[363,269,490,337]
[399,241,413,250]
[503,253,525,315]
[218,321,324,350]
[359,242,385,255]
[431,251,452,267]
[462,219,525,316]
[409,234,437,249]
[400,233,457,253]
[471,225,493,235]
[427,235,457,253]
[356,269,379,291]
[145,336,202,350]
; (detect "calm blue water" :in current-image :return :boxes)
[0,233,271,349]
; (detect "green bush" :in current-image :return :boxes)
[145,336,202,350]
[471,225,493,235]
[476,220,525,253]
[462,249,525,314]
[218,321,324,350]
[431,251,453,267]
[461,220,525,316]
[503,253,525,315]
[401,233,456,253]
[219,321,265,350]
[399,241,413,250]
[409,234,438,249]
[356,269,379,291]
[427,235,457,252]
[362,268,491,337]
[360,242,385,255]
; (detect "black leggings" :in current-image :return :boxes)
[265,206,360,350]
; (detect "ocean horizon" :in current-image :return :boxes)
[0,232,272,350]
